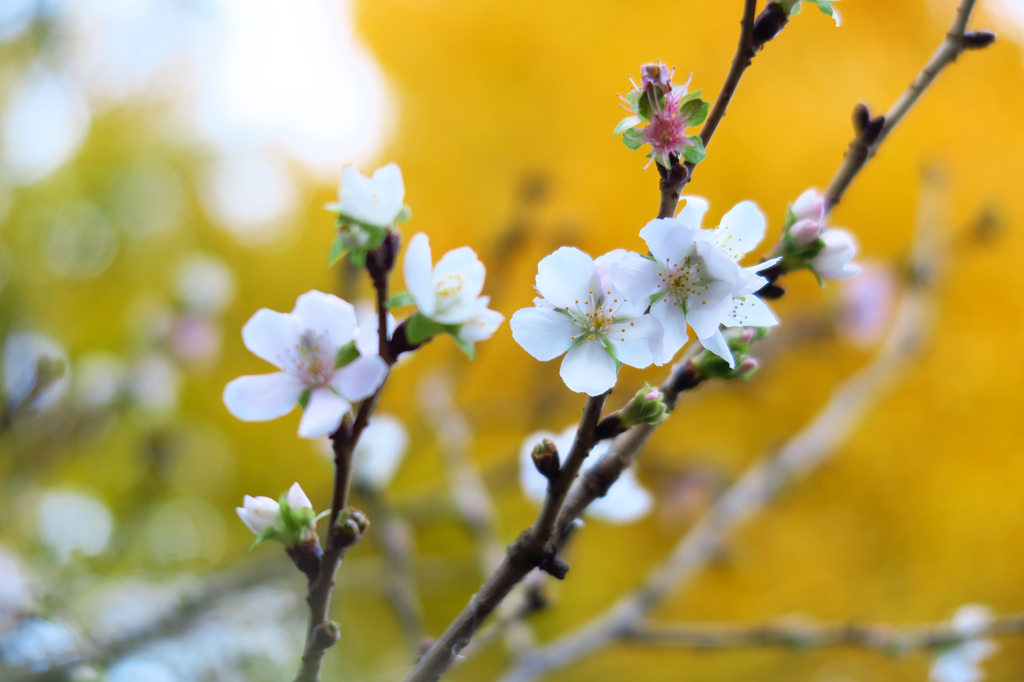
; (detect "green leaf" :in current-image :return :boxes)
[386,291,415,309]
[613,115,643,136]
[250,526,282,549]
[637,87,656,121]
[783,205,798,231]
[678,98,710,127]
[405,312,443,345]
[298,389,311,410]
[335,341,359,368]
[681,136,706,164]
[395,204,413,224]
[450,335,476,360]
[350,249,367,267]
[327,237,348,267]
[789,1,803,16]
[677,88,703,105]
[622,129,645,151]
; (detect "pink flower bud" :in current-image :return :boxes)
[740,328,756,344]
[738,358,759,374]
[811,229,860,280]
[640,62,672,89]
[789,218,822,248]
[792,188,825,224]
[645,390,661,401]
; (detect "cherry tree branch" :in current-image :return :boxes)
[823,0,992,211]
[624,612,1024,651]
[497,175,947,682]
[402,393,609,682]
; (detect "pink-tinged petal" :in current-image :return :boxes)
[640,218,697,266]
[223,372,304,421]
[330,355,388,402]
[649,298,689,364]
[237,495,281,534]
[792,188,825,223]
[594,249,627,289]
[716,200,766,259]
[606,315,661,369]
[535,247,599,309]
[559,338,617,396]
[609,253,663,309]
[699,328,734,368]
[675,196,709,230]
[510,307,578,361]
[241,309,301,372]
[286,483,313,511]
[298,387,350,439]
[293,290,358,350]
[587,469,653,523]
[724,295,778,328]
[404,233,436,317]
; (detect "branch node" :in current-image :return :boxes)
[538,550,570,580]
[312,620,341,650]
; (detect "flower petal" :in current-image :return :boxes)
[458,306,505,342]
[330,355,388,402]
[338,163,405,227]
[510,307,578,361]
[298,387,350,439]
[684,285,734,339]
[535,247,599,309]
[293,290,358,350]
[609,253,662,309]
[559,338,617,396]
[286,483,313,510]
[716,200,766,260]
[404,233,436,317]
[695,239,741,283]
[650,298,689,364]
[606,314,662,369]
[587,469,653,523]
[640,218,697,266]
[675,196,709,230]
[699,328,734,368]
[241,309,301,372]
[223,372,304,421]
[724,295,778,328]
[355,311,396,356]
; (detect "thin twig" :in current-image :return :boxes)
[823,0,989,211]
[625,612,1024,651]
[497,173,947,682]
[402,393,608,682]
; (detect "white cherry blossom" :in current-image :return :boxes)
[519,426,652,523]
[812,228,861,280]
[223,290,388,439]
[510,248,663,396]
[404,232,497,326]
[326,163,405,228]
[611,198,778,367]
[930,605,997,682]
[236,483,312,537]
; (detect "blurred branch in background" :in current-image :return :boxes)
[496,170,948,682]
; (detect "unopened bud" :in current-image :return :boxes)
[753,2,789,48]
[789,218,823,248]
[312,620,341,650]
[531,439,561,481]
[862,115,885,145]
[740,328,756,344]
[852,102,871,134]
[640,61,671,89]
[334,507,370,547]
[737,357,759,378]
[963,30,996,50]
[619,382,668,427]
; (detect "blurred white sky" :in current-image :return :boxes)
[0,0,391,242]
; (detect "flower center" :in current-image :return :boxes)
[657,256,711,310]
[567,290,625,342]
[293,330,335,386]
[435,273,466,306]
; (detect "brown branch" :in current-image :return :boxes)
[625,612,1024,651]
[823,0,990,211]
[497,173,947,682]
[402,393,609,682]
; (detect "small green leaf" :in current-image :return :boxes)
[386,291,415,309]
[298,389,311,410]
[405,312,443,345]
[395,204,413,224]
[677,88,703,105]
[327,237,348,267]
[613,115,643,136]
[783,205,798,231]
[679,98,710,127]
[622,129,645,151]
[789,1,803,16]
[450,335,476,360]
[637,87,656,121]
[624,91,640,111]
[250,526,282,550]
[681,136,706,164]
[335,341,359,368]
[350,249,367,267]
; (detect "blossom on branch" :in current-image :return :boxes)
[236,483,317,549]
[777,188,860,282]
[401,232,504,358]
[610,198,779,367]
[325,163,411,266]
[223,291,388,439]
[510,248,663,396]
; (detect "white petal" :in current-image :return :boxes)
[535,247,599,309]
[594,249,627,290]
[683,281,735,339]
[640,218,697,266]
[675,196,709,230]
[716,200,766,260]
[510,307,578,361]
[699,328,734,368]
[559,338,617,396]
[792,188,825,223]
[404,233,436,317]
[338,163,405,227]
[458,307,505,342]
[355,311,397,356]
[353,413,408,489]
[650,298,689,364]
[695,239,741,284]
[587,469,653,523]
[519,429,558,503]
[609,253,663,308]
[286,482,313,510]
[241,308,301,372]
[293,290,358,350]
[237,495,280,534]
[223,373,304,421]
[330,355,388,401]
[298,387,350,439]
[606,315,662,369]
[435,246,486,300]
[724,295,778,328]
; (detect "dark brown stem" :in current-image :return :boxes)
[823,0,988,212]
[402,393,608,682]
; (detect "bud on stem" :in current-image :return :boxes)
[531,439,561,481]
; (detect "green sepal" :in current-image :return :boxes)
[405,312,444,345]
[619,382,668,426]
[622,129,645,151]
[624,91,641,112]
[386,291,415,309]
[637,85,664,122]
[250,526,283,550]
[450,335,476,360]
[677,89,703,105]
[613,115,643,136]
[681,136,706,164]
[298,389,311,410]
[678,98,710,127]
[349,249,367,267]
[395,204,413,224]
[782,205,798,231]
[335,341,359,369]
[789,1,803,16]
[328,237,348,267]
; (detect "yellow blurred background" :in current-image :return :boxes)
[1,0,1023,680]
